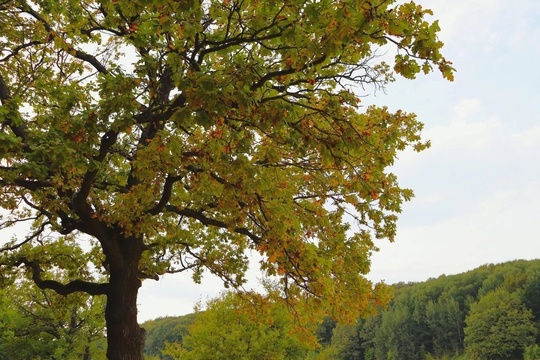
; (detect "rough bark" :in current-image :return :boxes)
[104,233,145,360]
[83,346,90,360]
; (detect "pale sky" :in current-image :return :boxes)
[136,0,540,321]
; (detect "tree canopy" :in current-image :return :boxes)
[465,289,536,360]
[142,314,196,359]
[163,290,316,360]
[0,0,453,358]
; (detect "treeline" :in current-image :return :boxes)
[141,259,540,360]
[143,314,196,359]
[319,259,540,359]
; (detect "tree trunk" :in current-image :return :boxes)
[104,234,145,360]
[83,345,90,360]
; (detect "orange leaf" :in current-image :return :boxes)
[285,57,293,67]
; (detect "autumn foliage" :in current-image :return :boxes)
[0,0,452,358]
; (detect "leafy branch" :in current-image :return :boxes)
[13,257,109,295]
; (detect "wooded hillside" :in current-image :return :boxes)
[2,259,538,359]
[321,259,540,359]
[140,259,540,360]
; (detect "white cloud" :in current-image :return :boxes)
[138,273,224,321]
[507,19,540,51]
[369,178,540,284]
[453,98,481,119]
[512,124,540,148]
[425,98,503,152]
[425,0,503,47]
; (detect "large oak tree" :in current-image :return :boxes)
[0,0,453,359]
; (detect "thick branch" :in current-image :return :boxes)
[0,40,41,62]
[15,258,109,296]
[138,270,159,281]
[165,205,262,244]
[73,130,118,218]
[147,174,184,215]
[198,29,287,62]
[21,2,109,75]
[185,164,231,186]
[0,220,48,251]
[250,54,327,91]
[127,92,187,189]
[72,49,109,75]
[0,73,9,100]
[0,177,52,190]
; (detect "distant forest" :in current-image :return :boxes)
[142,259,540,360]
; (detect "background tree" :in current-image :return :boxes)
[0,0,453,358]
[326,322,366,360]
[464,288,536,360]
[425,295,463,356]
[0,271,105,359]
[316,317,337,348]
[375,304,427,360]
[142,314,196,360]
[162,291,316,360]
